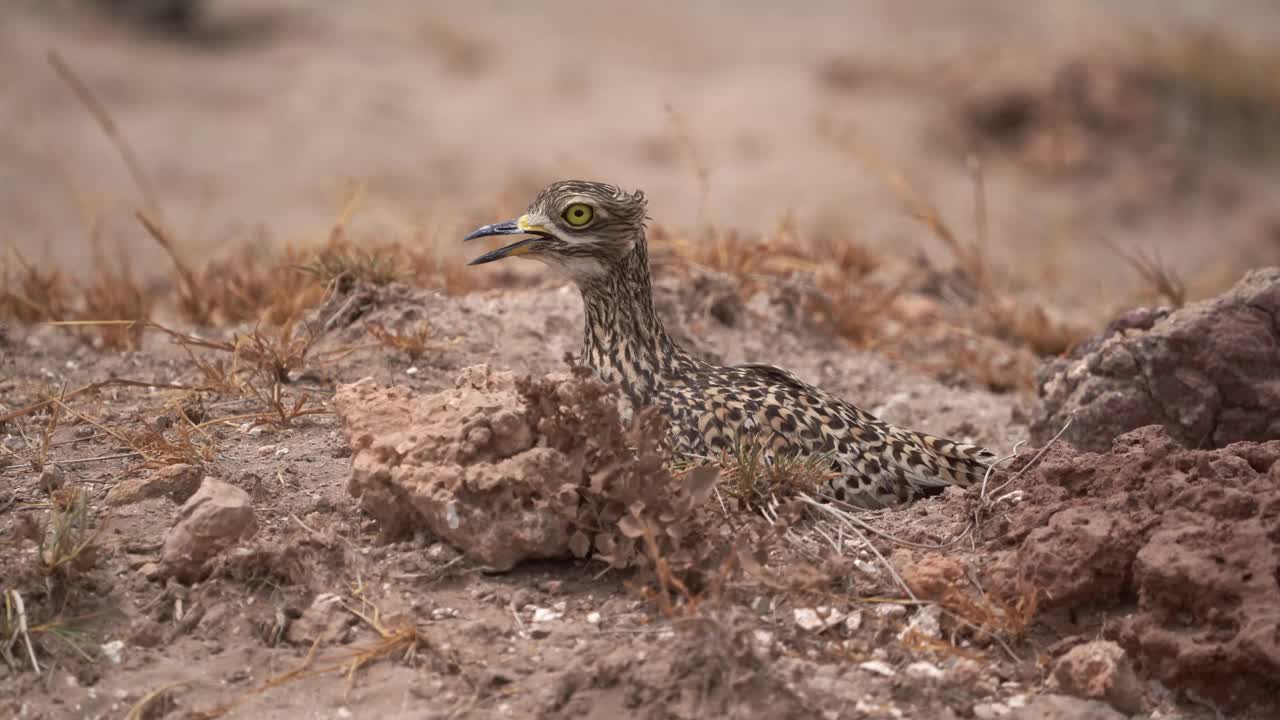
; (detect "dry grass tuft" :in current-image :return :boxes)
[191,591,442,719]
[938,578,1039,648]
[710,441,838,508]
[651,218,906,347]
[820,117,1087,359]
[363,321,437,361]
[25,485,106,578]
[3,206,486,354]
[2,246,74,324]
[155,320,338,429]
[10,401,62,474]
[1104,238,1187,308]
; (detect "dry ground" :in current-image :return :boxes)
[3,2,1280,719]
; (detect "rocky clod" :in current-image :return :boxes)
[160,477,258,584]
[1031,267,1280,452]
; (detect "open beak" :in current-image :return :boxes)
[463,216,552,265]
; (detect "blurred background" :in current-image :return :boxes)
[3,0,1280,320]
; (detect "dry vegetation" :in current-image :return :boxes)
[0,201,1061,713]
[4,21,1274,717]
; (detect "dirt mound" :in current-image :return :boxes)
[336,363,719,573]
[1031,267,1280,452]
[988,425,1280,711]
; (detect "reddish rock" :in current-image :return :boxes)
[1032,267,1280,452]
[335,366,581,571]
[336,364,715,574]
[901,553,966,601]
[991,426,1280,711]
[1050,641,1144,714]
[160,478,257,584]
[106,463,205,506]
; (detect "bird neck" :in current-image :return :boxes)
[576,234,694,407]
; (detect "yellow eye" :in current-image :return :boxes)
[562,203,594,228]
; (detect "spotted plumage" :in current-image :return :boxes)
[465,180,998,507]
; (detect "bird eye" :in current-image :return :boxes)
[561,203,594,228]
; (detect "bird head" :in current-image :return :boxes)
[464,180,648,280]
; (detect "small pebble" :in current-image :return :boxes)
[905,661,945,681]
[874,604,907,619]
[752,629,775,649]
[859,660,896,678]
[973,702,1010,719]
[854,558,879,575]
[39,465,65,493]
[100,640,125,665]
[531,607,562,623]
[898,604,942,641]
[844,611,863,632]
[795,606,844,631]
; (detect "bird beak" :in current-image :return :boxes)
[463,215,552,265]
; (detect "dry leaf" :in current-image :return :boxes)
[684,465,719,506]
[617,513,647,539]
[568,530,590,558]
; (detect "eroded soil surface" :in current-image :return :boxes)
[2,275,1277,719]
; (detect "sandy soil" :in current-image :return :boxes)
[3,267,1277,718]
[0,280,1029,719]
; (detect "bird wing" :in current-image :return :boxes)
[731,362,997,501]
[731,363,811,390]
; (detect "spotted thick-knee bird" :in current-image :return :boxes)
[464,180,997,508]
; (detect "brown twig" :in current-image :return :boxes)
[47,51,161,218]
[0,378,216,424]
[137,210,204,321]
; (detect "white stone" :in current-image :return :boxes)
[973,702,1010,719]
[753,629,775,650]
[795,606,845,631]
[844,611,863,633]
[854,558,879,575]
[898,604,942,641]
[794,608,822,631]
[859,660,896,678]
[531,607,562,623]
[874,604,907,619]
[100,640,125,665]
[904,661,945,680]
